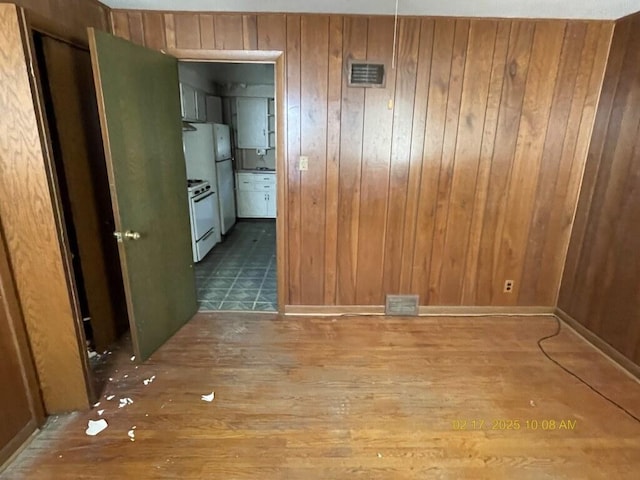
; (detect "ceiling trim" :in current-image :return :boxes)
[101,0,640,20]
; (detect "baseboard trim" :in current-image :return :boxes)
[284,305,556,317]
[0,421,38,473]
[554,308,640,381]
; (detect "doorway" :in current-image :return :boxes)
[31,31,129,363]
[28,28,286,369]
[178,61,278,312]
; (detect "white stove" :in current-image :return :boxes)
[187,179,217,262]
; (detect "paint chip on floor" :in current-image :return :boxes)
[93,402,100,407]
[119,398,134,408]
[201,392,215,402]
[128,429,135,441]
[131,356,136,361]
[106,395,115,401]
[530,400,536,407]
[85,419,108,436]
[143,375,156,386]
[97,409,105,416]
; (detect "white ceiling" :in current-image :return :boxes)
[102,0,640,20]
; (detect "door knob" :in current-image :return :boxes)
[114,230,141,241]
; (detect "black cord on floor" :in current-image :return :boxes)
[537,316,640,424]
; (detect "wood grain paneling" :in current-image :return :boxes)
[336,16,367,305]
[0,227,43,465]
[111,10,612,308]
[299,16,329,304]
[0,4,90,413]
[16,0,108,43]
[559,12,640,367]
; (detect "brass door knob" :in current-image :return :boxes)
[124,230,141,240]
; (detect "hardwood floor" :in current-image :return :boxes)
[3,314,640,479]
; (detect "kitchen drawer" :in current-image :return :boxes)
[237,179,275,192]
[237,172,275,182]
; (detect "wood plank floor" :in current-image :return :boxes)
[3,314,640,479]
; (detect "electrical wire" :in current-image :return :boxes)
[391,0,399,69]
[537,316,640,424]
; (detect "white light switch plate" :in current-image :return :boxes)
[299,156,309,171]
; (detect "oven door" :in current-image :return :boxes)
[192,191,216,241]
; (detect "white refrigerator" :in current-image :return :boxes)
[182,123,236,239]
[212,124,236,235]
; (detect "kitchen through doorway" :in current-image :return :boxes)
[179,61,278,312]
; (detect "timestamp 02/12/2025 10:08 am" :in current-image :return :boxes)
[451,418,578,431]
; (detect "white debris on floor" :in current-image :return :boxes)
[130,356,136,361]
[106,395,115,401]
[118,398,134,408]
[201,392,215,402]
[85,419,108,436]
[530,400,536,407]
[127,429,135,442]
[143,375,156,386]
[93,402,100,407]
[97,409,105,416]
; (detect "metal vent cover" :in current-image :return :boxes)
[385,294,420,316]
[348,61,385,87]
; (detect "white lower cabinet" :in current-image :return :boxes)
[236,172,276,218]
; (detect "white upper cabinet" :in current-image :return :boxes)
[236,97,269,149]
[180,83,197,122]
[195,89,207,122]
[180,83,208,123]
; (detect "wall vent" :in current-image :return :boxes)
[348,61,385,87]
[385,295,420,316]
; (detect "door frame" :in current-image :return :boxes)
[172,49,287,312]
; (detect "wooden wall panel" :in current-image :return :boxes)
[16,0,109,42]
[438,20,496,304]
[398,18,435,293]
[410,19,456,302]
[111,10,613,308]
[355,16,397,304]
[559,12,640,366]
[475,22,534,305]
[382,18,420,296]
[299,16,329,304]
[0,4,90,412]
[493,22,566,306]
[285,15,302,304]
[323,15,343,304]
[336,16,367,305]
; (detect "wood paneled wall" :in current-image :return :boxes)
[15,0,108,42]
[559,12,640,366]
[0,4,92,413]
[111,10,612,307]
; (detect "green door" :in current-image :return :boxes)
[88,29,197,361]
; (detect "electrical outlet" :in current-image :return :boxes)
[503,280,514,293]
[299,156,309,171]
